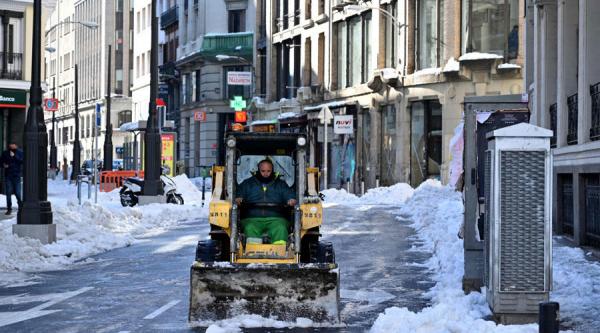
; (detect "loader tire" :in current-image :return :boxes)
[195,240,219,262]
[309,241,335,264]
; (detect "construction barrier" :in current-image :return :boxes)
[99,170,145,192]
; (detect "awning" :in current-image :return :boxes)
[119,120,147,132]
[303,100,355,112]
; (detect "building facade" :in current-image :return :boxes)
[1,0,52,191]
[527,0,600,248]
[257,0,525,191]
[43,0,134,171]
[175,0,257,176]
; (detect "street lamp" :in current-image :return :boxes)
[343,5,406,29]
[45,21,99,36]
[14,0,54,244]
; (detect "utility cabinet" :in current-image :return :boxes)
[484,123,553,324]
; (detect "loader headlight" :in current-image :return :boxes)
[226,138,236,148]
[297,136,306,147]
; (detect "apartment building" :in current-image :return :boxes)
[259,0,525,190]
[43,0,134,169]
[1,0,51,190]
[175,0,257,176]
[527,0,600,248]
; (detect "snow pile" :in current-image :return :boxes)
[321,183,414,207]
[552,243,600,330]
[370,180,538,333]
[0,175,209,286]
[381,68,399,80]
[201,315,318,332]
[459,52,503,61]
[413,67,442,76]
[443,57,460,72]
[498,63,521,69]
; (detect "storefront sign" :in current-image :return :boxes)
[161,133,176,176]
[227,71,252,86]
[0,89,26,108]
[194,111,206,122]
[235,111,247,123]
[333,115,354,134]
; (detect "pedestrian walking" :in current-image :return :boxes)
[1,143,23,215]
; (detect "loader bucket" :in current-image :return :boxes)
[188,262,340,324]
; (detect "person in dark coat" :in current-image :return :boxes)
[1,143,23,215]
[235,159,297,244]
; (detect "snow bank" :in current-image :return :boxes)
[370,180,538,333]
[199,315,319,332]
[0,175,209,287]
[321,183,414,207]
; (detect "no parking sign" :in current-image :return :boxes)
[43,98,59,111]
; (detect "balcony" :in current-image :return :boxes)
[549,102,557,148]
[0,52,23,80]
[591,82,600,141]
[567,93,578,145]
[160,5,178,30]
[199,32,253,60]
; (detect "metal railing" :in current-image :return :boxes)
[585,182,600,247]
[567,93,578,145]
[590,82,600,141]
[160,5,178,29]
[0,52,23,80]
[549,103,557,148]
[561,180,574,236]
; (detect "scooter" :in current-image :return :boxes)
[119,169,184,207]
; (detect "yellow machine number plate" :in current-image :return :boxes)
[209,201,231,228]
[301,203,322,230]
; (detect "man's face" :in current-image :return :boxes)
[8,144,16,151]
[258,162,273,178]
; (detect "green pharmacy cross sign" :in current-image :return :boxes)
[230,96,246,111]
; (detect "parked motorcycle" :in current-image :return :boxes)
[119,171,184,207]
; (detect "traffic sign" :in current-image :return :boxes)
[95,103,101,127]
[194,111,206,122]
[230,96,246,111]
[44,98,59,111]
[156,98,166,107]
[318,106,333,125]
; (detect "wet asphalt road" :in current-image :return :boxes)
[0,204,433,332]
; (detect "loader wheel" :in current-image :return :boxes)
[195,240,219,262]
[309,241,335,264]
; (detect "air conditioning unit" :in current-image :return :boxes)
[296,86,312,102]
[484,123,553,324]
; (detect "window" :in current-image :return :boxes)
[335,11,372,89]
[380,104,397,186]
[146,51,150,74]
[136,56,140,78]
[142,8,146,30]
[462,0,519,60]
[118,110,132,126]
[228,10,245,33]
[141,53,145,76]
[303,37,311,86]
[137,12,140,33]
[417,0,443,69]
[410,100,442,186]
[383,1,398,68]
[305,0,311,20]
[318,0,324,15]
[336,21,347,89]
[195,69,201,102]
[181,73,187,104]
[147,4,152,27]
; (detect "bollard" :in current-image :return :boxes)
[539,302,559,333]
[375,175,380,188]
[360,178,365,196]
[77,175,92,205]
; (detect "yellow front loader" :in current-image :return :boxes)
[189,132,339,323]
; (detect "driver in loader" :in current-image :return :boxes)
[235,159,297,245]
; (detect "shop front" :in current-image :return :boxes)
[0,88,27,195]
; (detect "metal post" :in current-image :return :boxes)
[323,119,328,190]
[71,64,81,181]
[539,302,559,333]
[375,175,380,188]
[103,44,113,171]
[50,77,57,171]
[94,111,98,204]
[361,178,365,196]
[142,0,163,196]
[17,0,53,227]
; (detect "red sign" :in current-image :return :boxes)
[156,98,166,107]
[194,111,206,122]
[234,111,247,123]
[44,98,59,111]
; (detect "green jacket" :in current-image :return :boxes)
[237,175,296,218]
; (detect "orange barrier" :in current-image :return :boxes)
[99,170,145,192]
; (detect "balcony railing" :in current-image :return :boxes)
[0,52,23,80]
[591,82,600,141]
[160,5,178,30]
[567,93,578,145]
[549,102,557,148]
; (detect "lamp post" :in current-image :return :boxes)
[142,0,163,196]
[14,0,54,243]
[71,64,81,181]
[103,44,113,171]
[49,77,57,171]
[342,5,406,29]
